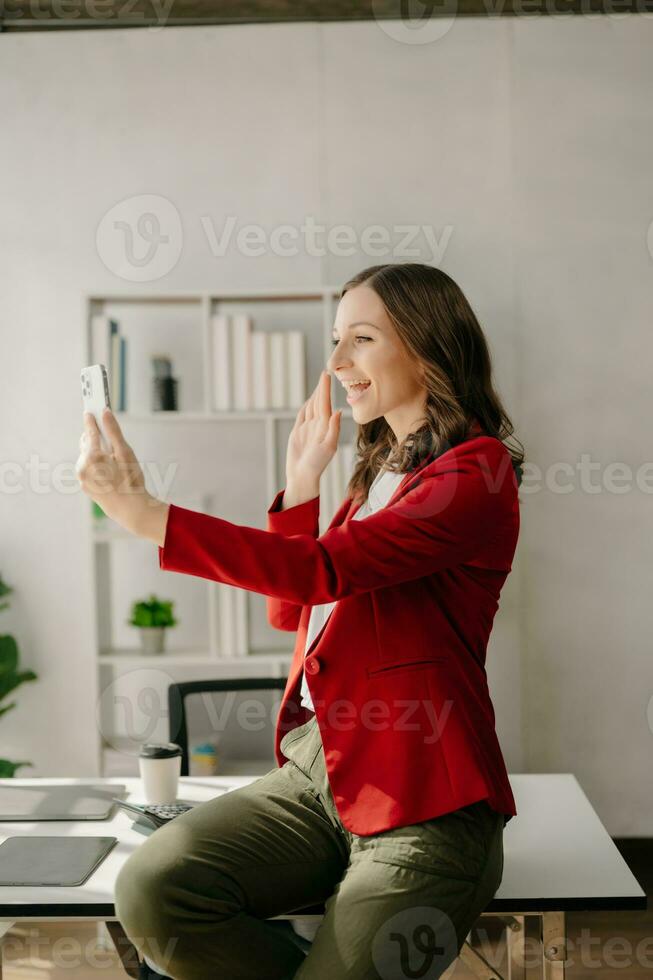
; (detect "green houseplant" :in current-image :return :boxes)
[128,594,178,655]
[0,575,38,777]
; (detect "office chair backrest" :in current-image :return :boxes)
[168,677,288,776]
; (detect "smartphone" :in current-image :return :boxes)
[81,363,112,453]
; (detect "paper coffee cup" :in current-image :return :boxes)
[138,742,182,804]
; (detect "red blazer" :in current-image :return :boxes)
[158,421,520,836]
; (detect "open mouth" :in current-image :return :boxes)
[346,382,371,404]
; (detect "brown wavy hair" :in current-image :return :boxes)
[340,263,525,505]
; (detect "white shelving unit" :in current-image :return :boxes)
[84,286,355,776]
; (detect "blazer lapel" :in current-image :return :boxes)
[340,418,483,522]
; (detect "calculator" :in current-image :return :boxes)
[111,798,196,830]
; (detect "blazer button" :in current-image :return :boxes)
[305,657,321,674]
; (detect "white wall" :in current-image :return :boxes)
[0,15,649,832]
[512,18,653,836]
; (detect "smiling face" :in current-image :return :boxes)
[326,283,428,446]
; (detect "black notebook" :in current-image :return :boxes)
[0,836,118,886]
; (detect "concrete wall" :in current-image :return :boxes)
[0,14,649,832]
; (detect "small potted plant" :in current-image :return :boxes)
[128,594,178,655]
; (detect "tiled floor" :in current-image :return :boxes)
[2,922,136,979]
[3,915,652,979]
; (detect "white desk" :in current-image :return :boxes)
[0,774,646,980]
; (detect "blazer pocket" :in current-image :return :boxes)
[366,657,447,678]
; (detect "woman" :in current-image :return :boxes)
[77,263,524,980]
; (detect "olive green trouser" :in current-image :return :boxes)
[114,713,504,980]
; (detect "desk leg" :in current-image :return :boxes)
[506,914,526,979]
[541,911,566,979]
[0,921,16,980]
[105,920,141,979]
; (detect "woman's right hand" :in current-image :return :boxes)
[285,370,342,489]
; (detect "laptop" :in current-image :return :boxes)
[0,784,127,821]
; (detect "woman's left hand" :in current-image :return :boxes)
[76,409,167,541]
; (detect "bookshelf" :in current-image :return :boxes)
[84,287,356,776]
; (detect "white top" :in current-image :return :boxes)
[300,466,407,712]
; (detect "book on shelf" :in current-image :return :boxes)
[91,309,308,415]
[251,332,271,410]
[286,331,306,410]
[211,313,306,412]
[231,314,253,411]
[269,331,287,410]
[211,313,232,412]
[90,314,127,411]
